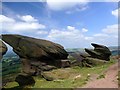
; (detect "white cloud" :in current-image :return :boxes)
[67,26,75,30]
[104,0,119,2]
[82,28,88,32]
[1,15,46,34]
[17,15,38,22]
[93,33,109,37]
[84,36,93,40]
[46,0,89,11]
[46,26,92,48]
[46,24,118,48]
[11,22,45,31]
[36,31,48,35]
[0,15,15,23]
[47,26,84,40]
[112,8,119,18]
[1,14,118,48]
[46,0,118,12]
[102,24,118,34]
[91,24,118,46]
[65,5,88,14]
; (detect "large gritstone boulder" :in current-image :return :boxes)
[2,34,70,75]
[85,43,111,61]
[0,40,7,59]
[77,43,112,67]
[2,34,68,59]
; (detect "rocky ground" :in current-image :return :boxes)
[3,58,117,89]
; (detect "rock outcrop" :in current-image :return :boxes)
[82,57,108,67]
[0,40,7,59]
[85,43,111,61]
[2,34,70,75]
[71,43,112,67]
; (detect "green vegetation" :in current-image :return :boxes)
[2,56,21,86]
[2,64,21,75]
[2,56,21,75]
[97,74,105,79]
[4,58,117,89]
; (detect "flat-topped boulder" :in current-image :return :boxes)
[2,34,68,60]
[85,43,111,61]
[0,40,7,59]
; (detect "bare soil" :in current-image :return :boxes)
[82,60,119,88]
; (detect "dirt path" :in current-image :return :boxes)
[82,61,119,88]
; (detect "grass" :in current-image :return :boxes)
[97,74,105,79]
[3,58,117,89]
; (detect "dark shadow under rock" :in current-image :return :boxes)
[15,74,35,87]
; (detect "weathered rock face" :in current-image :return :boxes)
[83,57,108,67]
[0,40,7,59]
[2,34,68,59]
[85,43,111,61]
[2,34,70,75]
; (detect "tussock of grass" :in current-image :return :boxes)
[97,74,105,79]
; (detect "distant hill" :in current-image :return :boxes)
[108,46,120,56]
[108,46,120,51]
[66,48,85,53]
[66,46,120,56]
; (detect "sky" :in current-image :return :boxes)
[0,1,119,48]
